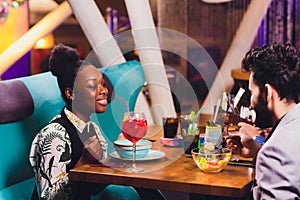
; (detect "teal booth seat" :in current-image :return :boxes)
[0,60,144,199]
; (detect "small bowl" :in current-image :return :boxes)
[114,139,152,159]
[191,148,232,173]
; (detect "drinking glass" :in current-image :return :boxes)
[180,114,199,156]
[163,117,179,138]
[121,111,148,172]
[204,123,223,151]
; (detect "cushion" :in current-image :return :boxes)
[0,177,35,200]
[0,80,34,123]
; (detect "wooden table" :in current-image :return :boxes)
[69,130,254,200]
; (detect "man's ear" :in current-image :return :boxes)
[65,88,74,100]
[265,84,275,102]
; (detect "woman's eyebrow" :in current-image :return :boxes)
[85,78,98,83]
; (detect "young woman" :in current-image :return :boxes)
[29,43,166,200]
[29,43,110,199]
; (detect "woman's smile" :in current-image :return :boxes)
[96,98,107,106]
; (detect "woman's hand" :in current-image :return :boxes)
[83,136,103,163]
[76,136,103,166]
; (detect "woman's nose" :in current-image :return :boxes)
[98,84,108,95]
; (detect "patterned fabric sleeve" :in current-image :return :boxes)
[29,122,72,199]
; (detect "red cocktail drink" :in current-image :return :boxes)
[122,118,147,143]
[121,112,148,172]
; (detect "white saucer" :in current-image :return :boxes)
[109,150,165,161]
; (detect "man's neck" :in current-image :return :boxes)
[274,100,296,120]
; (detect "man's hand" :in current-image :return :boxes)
[226,122,263,158]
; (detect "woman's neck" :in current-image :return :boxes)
[66,105,91,122]
[74,111,90,122]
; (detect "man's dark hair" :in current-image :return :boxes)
[241,42,300,103]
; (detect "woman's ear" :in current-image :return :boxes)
[65,88,74,100]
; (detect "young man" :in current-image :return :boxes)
[228,42,300,199]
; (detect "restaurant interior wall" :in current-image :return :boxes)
[157,0,300,111]
[0,1,29,80]
[3,0,300,104]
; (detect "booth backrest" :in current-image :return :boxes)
[0,60,145,199]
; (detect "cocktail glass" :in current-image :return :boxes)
[121,112,148,172]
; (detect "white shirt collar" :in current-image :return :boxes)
[64,108,92,134]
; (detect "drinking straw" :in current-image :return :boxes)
[221,92,227,111]
[116,95,130,114]
[193,107,204,123]
[198,136,201,151]
[188,107,204,134]
[233,87,245,108]
[213,98,221,123]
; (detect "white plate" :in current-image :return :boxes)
[109,150,165,161]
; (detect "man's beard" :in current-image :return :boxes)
[253,91,275,128]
